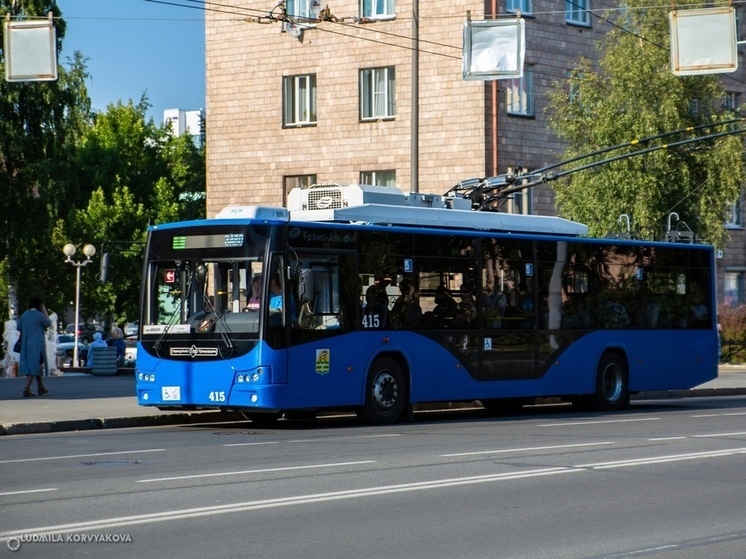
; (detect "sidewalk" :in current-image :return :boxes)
[1,365,746,436]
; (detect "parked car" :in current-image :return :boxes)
[123,322,139,337]
[123,335,137,368]
[56,333,88,369]
[65,323,105,344]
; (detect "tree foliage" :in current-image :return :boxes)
[0,1,205,330]
[0,1,92,319]
[546,0,744,248]
[57,100,206,326]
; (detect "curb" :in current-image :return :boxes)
[0,411,246,436]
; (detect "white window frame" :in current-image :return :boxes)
[360,169,396,187]
[504,170,533,215]
[361,0,395,20]
[506,0,532,15]
[360,67,395,120]
[286,0,320,22]
[566,0,590,26]
[283,174,318,204]
[568,80,581,104]
[726,190,743,228]
[506,70,533,116]
[724,272,744,306]
[283,74,316,127]
[723,91,741,111]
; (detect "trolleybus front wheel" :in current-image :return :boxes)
[357,356,408,425]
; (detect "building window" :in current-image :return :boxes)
[360,67,395,120]
[505,188,533,215]
[723,91,741,111]
[724,272,744,306]
[506,0,532,15]
[566,0,590,26]
[360,170,396,187]
[284,174,317,203]
[361,0,395,19]
[726,190,743,228]
[283,74,317,127]
[286,0,320,21]
[506,70,533,116]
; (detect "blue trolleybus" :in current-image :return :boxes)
[135,183,719,424]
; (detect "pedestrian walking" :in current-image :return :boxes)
[18,294,51,397]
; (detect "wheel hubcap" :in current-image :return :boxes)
[602,363,622,403]
[373,371,398,410]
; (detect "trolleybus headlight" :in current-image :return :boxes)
[138,373,144,381]
[237,375,244,383]
[252,373,260,382]
[149,374,155,382]
[250,394,258,403]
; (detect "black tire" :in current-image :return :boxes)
[284,410,317,422]
[481,398,525,416]
[357,356,408,425]
[591,352,629,412]
[242,411,281,427]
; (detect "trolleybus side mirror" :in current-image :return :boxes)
[196,261,207,283]
[297,268,315,303]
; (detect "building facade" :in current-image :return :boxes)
[205,0,745,305]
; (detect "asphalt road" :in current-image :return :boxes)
[2,396,746,558]
[2,365,746,435]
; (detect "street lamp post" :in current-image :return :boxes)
[63,243,96,367]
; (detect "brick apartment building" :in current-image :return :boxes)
[205,0,745,305]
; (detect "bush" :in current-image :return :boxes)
[718,304,746,364]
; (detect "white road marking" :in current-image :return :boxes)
[693,431,746,438]
[287,434,401,444]
[690,411,746,417]
[224,434,401,447]
[222,441,280,447]
[1,467,580,537]
[137,460,377,483]
[4,445,746,537]
[648,437,687,441]
[441,442,614,457]
[0,449,166,464]
[539,417,661,427]
[0,488,57,497]
[574,447,746,469]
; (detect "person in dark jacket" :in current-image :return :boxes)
[107,326,126,365]
[18,294,51,397]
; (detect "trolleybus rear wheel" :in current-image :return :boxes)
[592,352,629,412]
[357,356,407,425]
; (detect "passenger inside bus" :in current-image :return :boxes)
[456,281,477,328]
[244,276,261,311]
[362,284,388,329]
[433,284,458,324]
[390,278,420,329]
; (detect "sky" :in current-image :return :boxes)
[56,0,205,123]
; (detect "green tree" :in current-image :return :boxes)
[0,1,94,321]
[77,98,168,205]
[0,2,205,334]
[546,0,744,248]
[57,101,206,327]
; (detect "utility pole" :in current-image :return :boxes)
[410,0,419,194]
